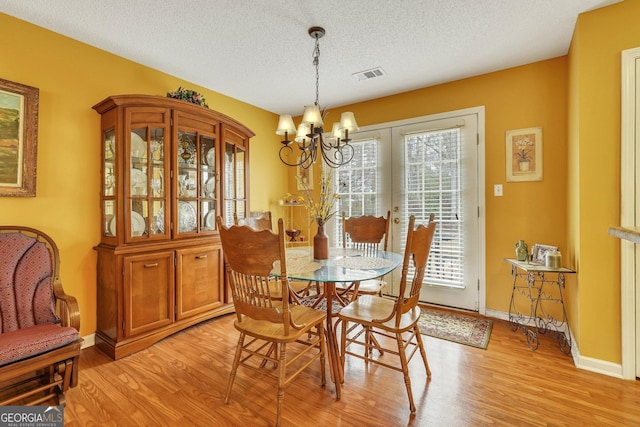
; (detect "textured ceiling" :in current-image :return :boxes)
[0,0,620,115]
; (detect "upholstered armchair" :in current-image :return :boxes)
[0,226,82,406]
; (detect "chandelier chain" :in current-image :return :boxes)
[313,35,320,107]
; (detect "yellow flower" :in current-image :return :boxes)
[296,170,339,227]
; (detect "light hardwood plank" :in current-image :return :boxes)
[64,309,640,426]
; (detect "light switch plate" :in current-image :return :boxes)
[494,184,503,197]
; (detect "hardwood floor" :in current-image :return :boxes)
[64,309,640,426]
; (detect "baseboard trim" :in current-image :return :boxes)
[485,309,624,379]
[81,333,95,349]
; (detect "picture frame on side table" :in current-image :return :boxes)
[506,127,542,182]
[0,78,39,197]
[530,244,558,265]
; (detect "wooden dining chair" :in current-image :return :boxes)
[337,210,391,302]
[217,217,328,427]
[338,215,437,413]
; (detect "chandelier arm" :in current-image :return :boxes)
[318,135,355,168]
[279,140,319,169]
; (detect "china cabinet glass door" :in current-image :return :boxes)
[176,130,217,235]
[129,127,167,241]
[103,129,116,237]
[223,141,246,227]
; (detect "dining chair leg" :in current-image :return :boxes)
[276,342,287,427]
[396,332,417,413]
[339,319,347,368]
[260,342,277,368]
[365,326,373,359]
[414,325,431,377]
[224,332,245,404]
[318,323,327,386]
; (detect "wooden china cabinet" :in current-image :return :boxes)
[93,95,253,359]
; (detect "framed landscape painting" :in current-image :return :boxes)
[0,78,39,197]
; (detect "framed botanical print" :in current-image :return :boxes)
[531,244,558,265]
[506,127,542,182]
[296,157,313,190]
[0,78,39,197]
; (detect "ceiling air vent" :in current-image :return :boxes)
[352,67,386,81]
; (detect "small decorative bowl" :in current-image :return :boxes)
[286,229,301,242]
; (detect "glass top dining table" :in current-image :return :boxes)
[271,246,404,400]
[274,246,404,282]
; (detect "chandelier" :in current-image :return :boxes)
[276,26,358,169]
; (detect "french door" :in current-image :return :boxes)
[332,107,485,311]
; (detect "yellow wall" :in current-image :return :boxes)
[0,13,284,337]
[1,1,631,367]
[302,58,570,317]
[568,0,640,362]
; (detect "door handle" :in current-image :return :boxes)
[394,218,400,224]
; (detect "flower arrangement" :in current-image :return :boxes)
[514,136,534,162]
[166,87,209,108]
[296,170,340,227]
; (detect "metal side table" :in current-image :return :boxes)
[505,258,576,354]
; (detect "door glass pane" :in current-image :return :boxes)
[403,128,464,288]
[335,138,380,244]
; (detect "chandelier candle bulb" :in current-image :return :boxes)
[276,115,296,137]
[330,122,342,139]
[295,124,310,142]
[339,112,359,132]
[302,105,323,127]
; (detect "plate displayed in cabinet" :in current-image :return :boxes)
[204,177,215,197]
[206,148,215,167]
[131,211,146,236]
[108,211,147,236]
[178,202,197,233]
[131,132,146,158]
[109,216,117,236]
[204,210,216,230]
[130,168,147,195]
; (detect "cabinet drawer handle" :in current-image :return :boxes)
[143,263,159,268]
[195,254,208,259]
